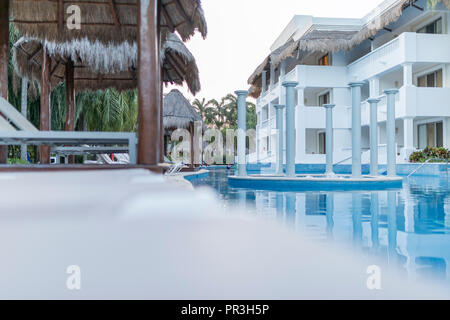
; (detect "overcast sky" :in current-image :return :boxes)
[166,0,386,102]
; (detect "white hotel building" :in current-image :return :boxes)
[249,0,450,165]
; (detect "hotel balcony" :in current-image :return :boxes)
[348,32,450,82]
[360,86,450,125]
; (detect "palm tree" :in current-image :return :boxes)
[192,98,215,127]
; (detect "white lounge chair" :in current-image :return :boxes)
[0,97,138,164]
[165,162,185,176]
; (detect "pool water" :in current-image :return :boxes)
[192,168,450,287]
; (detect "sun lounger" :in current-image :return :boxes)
[0,97,138,164]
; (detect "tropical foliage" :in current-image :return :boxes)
[192,93,256,131]
[409,147,450,163]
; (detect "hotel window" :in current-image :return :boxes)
[417,18,443,34]
[417,69,443,88]
[318,92,330,106]
[418,122,443,149]
[318,132,326,155]
[318,54,330,66]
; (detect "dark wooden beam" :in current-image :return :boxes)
[160,5,175,33]
[108,0,121,29]
[0,0,9,164]
[173,0,194,30]
[158,0,164,164]
[40,47,51,165]
[137,0,161,165]
[412,3,424,11]
[57,0,64,33]
[65,60,76,132]
[65,59,76,164]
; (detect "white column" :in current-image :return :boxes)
[385,89,399,177]
[368,98,380,176]
[279,61,287,105]
[262,71,267,93]
[236,90,249,177]
[20,78,28,162]
[369,77,380,98]
[324,104,335,176]
[275,104,285,175]
[283,81,299,177]
[296,86,306,163]
[403,63,413,87]
[403,117,414,161]
[349,82,365,178]
[269,62,275,89]
[280,60,286,79]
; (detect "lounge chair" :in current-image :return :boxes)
[0,97,137,164]
[165,162,185,176]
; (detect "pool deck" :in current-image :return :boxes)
[229,174,403,191]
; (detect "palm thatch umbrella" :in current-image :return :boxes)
[163,89,201,130]
[11,0,207,43]
[248,0,450,98]
[13,33,201,95]
[163,88,202,167]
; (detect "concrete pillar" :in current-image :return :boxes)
[403,117,414,160]
[269,62,275,88]
[283,81,299,177]
[349,82,365,178]
[296,86,306,163]
[262,71,267,93]
[385,89,399,177]
[369,77,380,98]
[280,60,286,79]
[324,104,335,176]
[368,98,380,176]
[20,78,28,162]
[403,63,413,86]
[236,90,249,177]
[274,104,285,175]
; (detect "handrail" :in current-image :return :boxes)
[407,158,449,178]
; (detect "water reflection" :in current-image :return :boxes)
[192,169,450,286]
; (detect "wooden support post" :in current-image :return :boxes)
[137,0,161,165]
[65,60,76,164]
[160,69,164,163]
[40,48,51,165]
[0,1,9,164]
[190,122,194,169]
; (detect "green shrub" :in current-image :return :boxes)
[409,147,450,163]
[8,158,28,165]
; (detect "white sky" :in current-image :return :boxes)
[166,0,386,102]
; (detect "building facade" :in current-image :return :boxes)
[251,0,450,165]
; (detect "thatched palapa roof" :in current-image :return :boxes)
[163,89,201,130]
[11,0,207,43]
[13,33,201,94]
[248,0,450,97]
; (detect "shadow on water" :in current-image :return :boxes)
[192,168,450,286]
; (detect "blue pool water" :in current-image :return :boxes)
[191,168,450,287]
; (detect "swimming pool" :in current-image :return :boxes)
[191,168,450,287]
